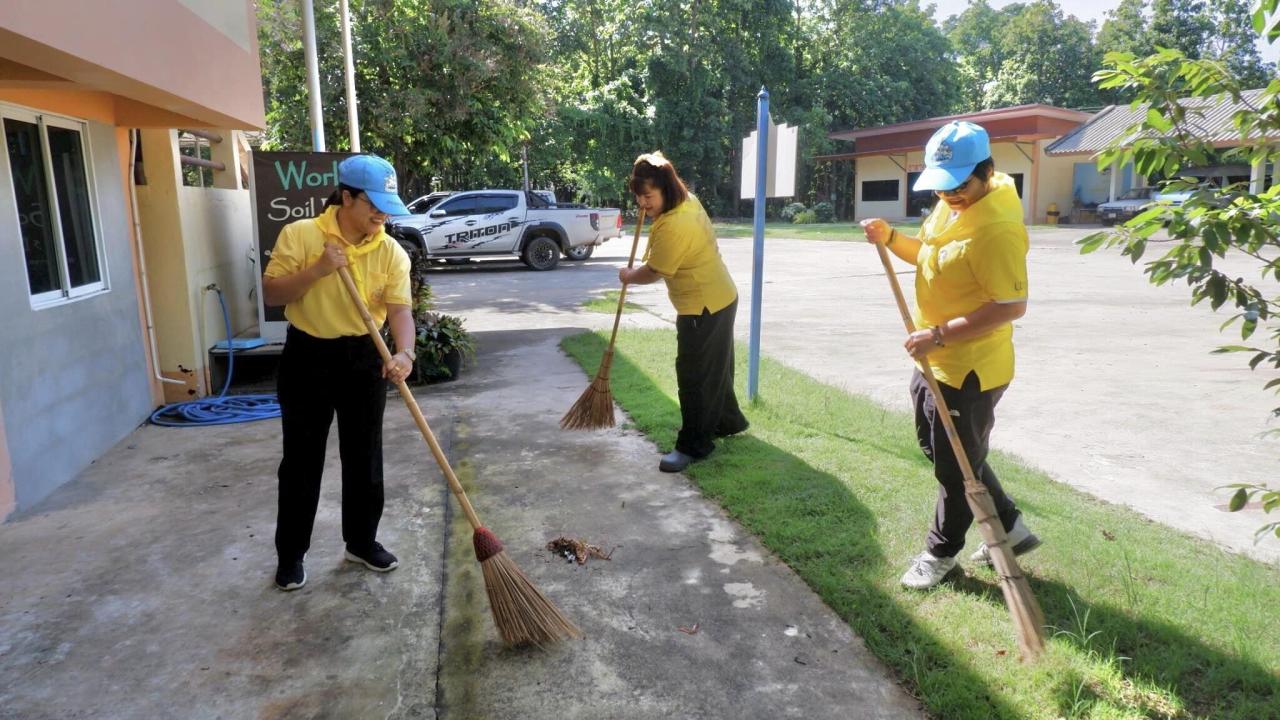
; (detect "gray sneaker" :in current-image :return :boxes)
[969,516,1041,566]
[900,551,958,590]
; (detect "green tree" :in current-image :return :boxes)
[1082,9,1280,538]
[1097,0,1150,58]
[256,0,549,196]
[1148,0,1211,59]
[944,0,1022,110]
[1204,0,1274,89]
[982,1,1101,109]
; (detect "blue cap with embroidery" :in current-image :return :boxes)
[912,121,991,192]
[338,154,411,216]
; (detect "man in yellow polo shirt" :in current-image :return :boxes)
[262,154,414,591]
[861,121,1041,590]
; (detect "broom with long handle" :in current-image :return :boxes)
[873,242,1046,660]
[337,266,582,646]
[560,209,647,430]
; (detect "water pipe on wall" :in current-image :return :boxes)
[128,128,184,388]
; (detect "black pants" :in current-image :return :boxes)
[911,369,1020,559]
[674,298,749,458]
[275,325,388,564]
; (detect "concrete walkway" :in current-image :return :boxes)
[0,325,922,718]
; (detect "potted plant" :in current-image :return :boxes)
[405,252,476,383]
[413,311,475,382]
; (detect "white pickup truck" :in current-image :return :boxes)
[386,190,622,270]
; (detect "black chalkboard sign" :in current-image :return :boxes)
[249,150,353,327]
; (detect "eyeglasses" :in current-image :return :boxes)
[354,193,387,215]
[934,176,978,198]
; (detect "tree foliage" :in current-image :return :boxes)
[256,0,549,196]
[254,0,1273,218]
[1081,10,1280,538]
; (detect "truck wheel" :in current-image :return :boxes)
[564,244,594,261]
[521,236,560,271]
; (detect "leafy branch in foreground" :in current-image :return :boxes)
[1080,12,1280,537]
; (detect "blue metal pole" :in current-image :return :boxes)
[748,87,769,403]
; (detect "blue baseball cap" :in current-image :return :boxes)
[912,121,991,192]
[338,154,411,215]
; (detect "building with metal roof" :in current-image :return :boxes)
[822,104,1093,223]
[822,90,1277,224]
[1044,89,1277,202]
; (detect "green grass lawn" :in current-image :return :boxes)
[561,328,1280,720]
[621,221,922,243]
[580,290,644,314]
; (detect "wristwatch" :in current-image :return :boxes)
[400,347,416,362]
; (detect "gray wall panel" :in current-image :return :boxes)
[0,120,153,511]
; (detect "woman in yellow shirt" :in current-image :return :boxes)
[861,122,1040,590]
[262,154,415,591]
[619,152,748,472]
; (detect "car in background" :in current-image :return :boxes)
[386,189,622,270]
[405,191,454,214]
[1097,186,1156,225]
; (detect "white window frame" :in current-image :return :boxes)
[1,103,109,308]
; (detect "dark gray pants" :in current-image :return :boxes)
[911,369,1020,559]
[275,326,387,564]
[674,298,749,458]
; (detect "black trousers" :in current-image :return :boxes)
[674,298,749,458]
[275,325,388,564]
[911,369,1020,559]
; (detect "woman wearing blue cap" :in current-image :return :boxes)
[860,121,1040,590]
[262,154,415,591]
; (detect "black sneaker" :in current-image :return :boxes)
[345,541,399,572]
[275,559,306,591]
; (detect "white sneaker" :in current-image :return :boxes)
[969,516,1042,566]
[900,551,958,590]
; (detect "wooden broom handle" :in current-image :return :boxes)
[336,266,484,531]
[607,210,646,348]
[877,245,1044,659]
[873,243,1002,531]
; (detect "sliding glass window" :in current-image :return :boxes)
[3,107,106,306]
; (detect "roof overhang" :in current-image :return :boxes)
[0,0,264,129]
[829,104,1093,142]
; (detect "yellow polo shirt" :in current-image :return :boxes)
[264,205,412,338]
[914,172,1028,390]
[643,195,737,315]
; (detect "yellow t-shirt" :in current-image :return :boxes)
[914,172,1028,390]
[264,205,412,339]
[643,195,737,315]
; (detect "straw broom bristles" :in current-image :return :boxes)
[561,210,646,430]
[560,349,617,429]
[475,527,584,646]
[337,267,581,646]
[871,243,1047,660]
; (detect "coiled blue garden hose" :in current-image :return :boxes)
[149,288,281,427]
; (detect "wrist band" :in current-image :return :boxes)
[930,326,945,347]
[887,228,898,246]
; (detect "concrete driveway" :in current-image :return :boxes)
[434,227,1280,565]
[0,322,921,719]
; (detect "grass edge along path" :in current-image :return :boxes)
[562,328,1280,720]
[580,289,644,314]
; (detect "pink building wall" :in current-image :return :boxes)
[0,0,264,129]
